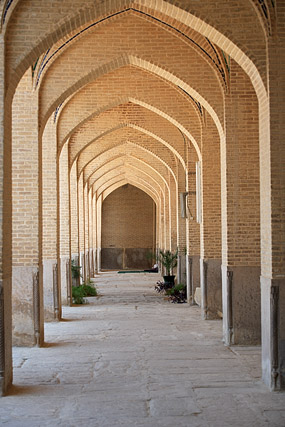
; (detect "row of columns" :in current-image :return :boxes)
[0,30,284,397]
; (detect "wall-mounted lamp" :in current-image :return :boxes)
[180,192,188,218]
[180,192,194,219]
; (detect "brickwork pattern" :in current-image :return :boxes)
[59,143,69,257]
[1,0,284,395]
[200,112,221,260]
[42,117,57,260]
[102,184,154,249]
[12,69,39,266]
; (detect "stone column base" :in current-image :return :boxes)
[222,265,261,346]
[12,266,44,346]
[89,249,94,277]
[97,248,101,272]
[80,252,85,283]
[200,258,222,320]
[177,254,186,285]
[186,255,200,304]
[60,256,70,306]
[261,276,285,390]
[1,276,12,395]
[43,259,60,321]
[93,249,97,274]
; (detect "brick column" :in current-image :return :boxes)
[88,188,94,277]
[186,145,200,304]
[200,112,222,319]
[12,69,44,345]
[96,194,102,272]
[177,162,186,285]
[165,182,171,251]
[222,62,260,345]
[84,183,89,281]
[92,190,97,273]
[261,6,285,390]
[77,172,85,281]
[59,142,70,304]
[42,116,61,321]
[70,161,79,278]
[168,171,177,251]
[0,34,12,395]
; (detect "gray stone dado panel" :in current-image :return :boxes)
[102,248,152,270]
[200,259,222,320]
[261,276,285,391]
[178,255,186,285]
[125,248,152,270]
[192,255,200,291]
[222,265,261,346]
[186,255,200,304]
[12,267,37,346]
[60,257,70,306]
[101,248,123,270]
[43,259,57,321]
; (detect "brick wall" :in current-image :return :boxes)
[101,184,155,269]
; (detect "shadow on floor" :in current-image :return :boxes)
[41,341,73,348]
[8,384,49,396]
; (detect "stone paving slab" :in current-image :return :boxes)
[0,272,284,426]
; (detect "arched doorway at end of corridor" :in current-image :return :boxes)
[101,184,156,270]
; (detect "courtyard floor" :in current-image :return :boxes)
[1,272,285,426]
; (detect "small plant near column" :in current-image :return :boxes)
[155,280,186,303]
[71,259,82,286]
[154,249,186,303]
[71,259,98,304]
[166,284,187,303]
[159,248,178,286]
[72,280,98,305]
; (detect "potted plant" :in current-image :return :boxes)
[159,248,178,287]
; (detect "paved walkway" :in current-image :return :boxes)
[1,272,285,426]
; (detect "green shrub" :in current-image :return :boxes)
[72,282,98,304]
[82,283,97,296]
[72,286,86,304]
[71,259,82,280]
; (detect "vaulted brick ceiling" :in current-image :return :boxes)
[5,0,267,203]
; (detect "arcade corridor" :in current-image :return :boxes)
[0,0,285,398]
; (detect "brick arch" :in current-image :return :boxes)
[33,9,228,94]
[71,122,187,171]
[82,141,178,188]
[42,53,222,158]
[4,0,266,104]
[92,166,162,203]
[85,153,174,213]
[57,65,203,150]
[249,0,275,36]
[40,44,223,139]
[87,155,171,199]
[76,126,179,188]
[99,179,162,245]
[61,95,202,162]
[93,163,174,249]
[101,180,159,207]
[68,100,197,168]
[86,147,177,247]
